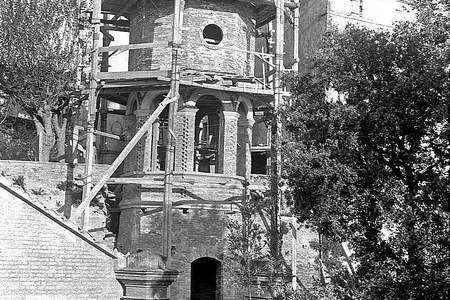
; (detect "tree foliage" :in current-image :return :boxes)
[283,2,450,299]
[0,0,87,161]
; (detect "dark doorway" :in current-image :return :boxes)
[191,257,221,300]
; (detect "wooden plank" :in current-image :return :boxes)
[141,199,241,216]
[104,177,243,190]
[101,25,130,32]
[176,79,276,95]
[94,130,121,140]
[97,70,170,81]
[101,19,130,27]
[189,41,274,57]
[99,42,156,53]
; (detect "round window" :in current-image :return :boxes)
[202,24,223,45]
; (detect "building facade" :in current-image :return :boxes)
[298,0,409,71]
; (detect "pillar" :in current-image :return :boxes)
[237,119,255,178]
[174,103,198,172]
[219,111,240,176]
[134,109,152,172]
[123,115,137,174]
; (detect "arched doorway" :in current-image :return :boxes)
[191,257,222,300]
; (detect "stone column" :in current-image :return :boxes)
[237,119,255,178]
[134,109,151,172]
[174,103,199,172]
[219,111,240,176]
[123,115,137,174]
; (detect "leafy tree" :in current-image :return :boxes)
[282,2,450,299]
[226,192,293,299]
[0,0,86,161]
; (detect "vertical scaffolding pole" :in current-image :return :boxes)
[81,0,101,230]
[293,0,300,73]
[270,0,284,260]
[162,0,183,265]
[292,0,300,289]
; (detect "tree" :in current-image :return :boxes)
[282,1,450,299]
[0,0,86,161]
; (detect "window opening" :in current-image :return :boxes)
[203,24,223,45]
[251,151,268,174]
[251,108,270,175]
[350,0,363,16]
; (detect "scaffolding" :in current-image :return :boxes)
[72,0,300,273]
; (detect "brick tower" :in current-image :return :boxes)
[81,0,299,299]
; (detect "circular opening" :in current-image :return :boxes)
[202,24,223,45]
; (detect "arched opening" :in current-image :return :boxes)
[191,257,222,300]
[203,24,223,45]
[194,96,223,173]
[151,94,169,171]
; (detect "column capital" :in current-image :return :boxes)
[179,104,199,114]
[220,111,241,120]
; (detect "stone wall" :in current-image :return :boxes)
[0,177,122,300]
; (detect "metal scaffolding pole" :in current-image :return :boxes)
[162,0,184,265]
[81,0,101,230]
[270,0,285,260]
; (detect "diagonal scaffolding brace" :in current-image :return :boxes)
[72,93,177,223]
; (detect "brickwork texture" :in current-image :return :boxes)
[0,177,122,300]
[129,0,255,76]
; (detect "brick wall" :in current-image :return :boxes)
[0,160,110,210]
[116,172,321,298]
[0,160,113,242]
[116,172,245,299]
[132,207,244,300]
[0,177,122,300]
[129,0,255,76]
